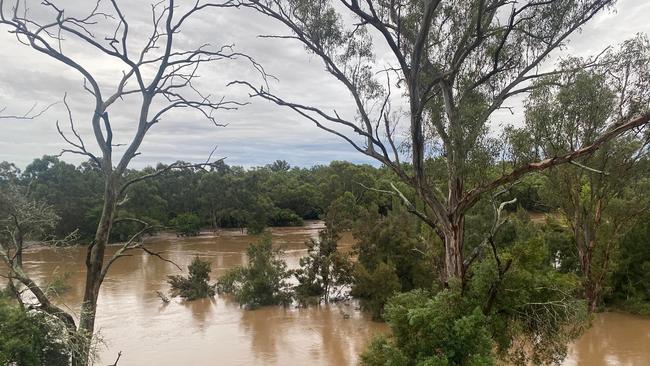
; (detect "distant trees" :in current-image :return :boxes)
[22,156,102,239]
[1,157,393,241]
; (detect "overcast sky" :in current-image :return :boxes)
[0,0,648,170]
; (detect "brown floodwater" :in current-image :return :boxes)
[563,312,650,366]
[18,221,386,365]
[12,221,650,365]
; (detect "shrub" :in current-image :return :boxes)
[218,235,292,308]
[269,208,304,227]
[168,257,216,300]
[294,226,353,303]
[0,297,70,366]
[351,261,401,320]
[170,213,201,236]
[360,289,494,366]
[246,218,267,235]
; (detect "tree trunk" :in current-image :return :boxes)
[75,179,117,366]
[575,220,602,312]
[444,169,465,285]
[443,216,465,285]
[584,281,600,312]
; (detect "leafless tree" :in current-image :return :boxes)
[234,0,650,285]
[0,1,262,364]
[0,102,57,119]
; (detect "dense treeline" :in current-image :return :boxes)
[1,158,393,240]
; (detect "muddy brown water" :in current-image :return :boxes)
[12,221,650,365]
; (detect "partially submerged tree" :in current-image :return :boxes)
[0,1,261,364]
[168,257,217,300]
[294,224,354,303]
[170,213,202,237]
[0,183,75,320]
[235,0,650,285]
[218,235,293,308]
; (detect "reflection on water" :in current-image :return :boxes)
[19,221,386,365]
[13,221,650,365]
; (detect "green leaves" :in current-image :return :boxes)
[168,257,216,301]
[170,213,202,237]
[361,288,494,366]
[0,297,71,366]
[218,235,293,308]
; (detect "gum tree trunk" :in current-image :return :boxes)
[74,178,117,366]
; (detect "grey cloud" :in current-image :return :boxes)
[1,0,648,169]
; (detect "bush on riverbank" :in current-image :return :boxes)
[168,257,216,300]
[0,295,71,366]
[360,289,494,366]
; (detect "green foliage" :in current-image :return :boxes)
[218,235,292,308]
[609,213,650,312]
[170,213,202,237]
[0,297,70,366]
[168,257,216,300]
[357,212,589,365]
[468,217,589,365]
[360,289,493,366]
[268,208,304,227]
[349,205,436,320]
[22,156,102,240]
[2,158,394,243]
[518,66,650,309]
[293,225,354,302]
[354,205,433,291]
[325,191,360,229]
[351,261,401,320]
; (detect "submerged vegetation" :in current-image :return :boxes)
[168,257,216,301]
[218,235,292,308]
[170,213,202,237]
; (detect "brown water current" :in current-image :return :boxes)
[12,221,650,365]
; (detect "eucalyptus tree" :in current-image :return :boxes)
[510,36,650,310]
[0,1,260,364]
[235,0,650,285]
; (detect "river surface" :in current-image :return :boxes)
[15,221,650,365]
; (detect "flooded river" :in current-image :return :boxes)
[16,221,650,365]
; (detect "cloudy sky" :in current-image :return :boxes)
[0,0,648,170]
